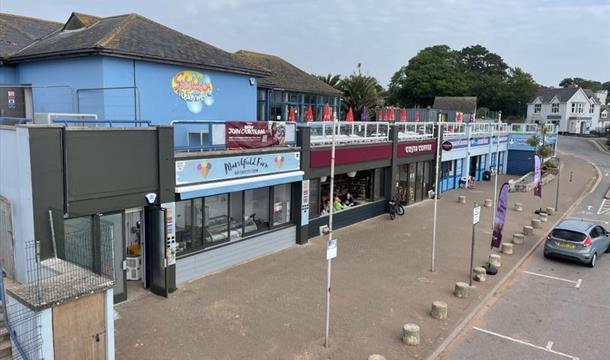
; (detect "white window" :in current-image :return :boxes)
[534,104,541,113]
[578,103,584,113]
[571,103,576,113]
[602,111,608,119]
[551,103,559,113]
[589,104,595,114]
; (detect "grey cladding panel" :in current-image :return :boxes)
[64,130,159,204]
[176,227,296,284]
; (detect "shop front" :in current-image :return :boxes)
[440,137,468,192]
[173,150,303,284]
[302,141,393,238]
[395,139,436,205]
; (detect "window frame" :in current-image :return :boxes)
[176,185,294,258]
[534,104,541,113]
[551,103,559,113]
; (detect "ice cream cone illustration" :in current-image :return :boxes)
[197,160,212,177]
[274,155,284,169]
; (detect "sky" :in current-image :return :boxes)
[2,0,609,88]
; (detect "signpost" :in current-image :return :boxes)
[431,115,443,272]
[324,114,337,348]
[469,203,481,286]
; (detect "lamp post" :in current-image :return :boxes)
[431,113,442,272]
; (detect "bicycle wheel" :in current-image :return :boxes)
[396,205,405,216]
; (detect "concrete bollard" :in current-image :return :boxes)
[512,233,525,244]
[484,199,493,208]
[402,323,420,346]
[473,267,486,282]
[532,218,542,229]
[453,282,470,298]
[523,225,534,235]
[368,355,386,360]
[489,254,502,268]
[546,207,556,216]
[458,195,466,204]
[514,202,523,211]
[501,243,514,255]
[430,301,448,320]
[539,214,548,223]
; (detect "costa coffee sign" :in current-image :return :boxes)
[397,139,436,158]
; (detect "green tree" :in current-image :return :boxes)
[316,73,342,89]
[387,45,468,107]
[339,73,384,120]
[559,77,604,91]
[503,67,539,118]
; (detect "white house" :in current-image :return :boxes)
[526,87,601,134]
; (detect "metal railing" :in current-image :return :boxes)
[1,262,41,360]
[441,122,467,137]
[394,122,435,140]
[306,121,390,146]
[173,120,297,152]
[510,123,557,134]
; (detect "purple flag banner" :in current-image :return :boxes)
[491,182,510,248]
[534,155,542,198]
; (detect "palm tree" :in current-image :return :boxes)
[316,73,342,89]
[339,74,384,120]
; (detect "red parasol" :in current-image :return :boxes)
[288,106,296,122]
[379,108,385,121]
[415,111,420,122]
[323,103,331,122]
[400,107,407,122]
[456,112,463,123]
[346,107,354,122]
[388,106,395,122]
[306,105,314,122]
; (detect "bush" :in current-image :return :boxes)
[543,160,557,170]
[606,133,610,146]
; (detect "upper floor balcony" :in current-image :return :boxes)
[304,121,391,146]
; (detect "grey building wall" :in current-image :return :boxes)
[176,226,296,284]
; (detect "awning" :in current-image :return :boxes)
[176,171,304,200]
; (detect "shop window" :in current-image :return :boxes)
[204,194,229,246]
[244,188,270,235]
[229,192,244,241]
[318,171,373,216]
[273,184,292,226]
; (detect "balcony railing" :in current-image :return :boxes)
[395,122,435,140]
[304,121,390,146]
[173,120,297,152]
[441,122,467,137]
[510,123,557,134]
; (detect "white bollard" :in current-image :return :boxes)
[546,207,556,216]
[539,214,548,223]
[523,225,534,235]
[514,202,523,212]
[458,195,466,204]
[532,218,542,229]
[489,254,502,268]
[484,199,493,208]
[431,301,448,320]
[402,323,420,346]
[512,233,524,244]
[369,355,386,360]
[501,243,514,255]
[453,282,470,298]
[473,267,486,282]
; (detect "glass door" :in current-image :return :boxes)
[101,213,126,303]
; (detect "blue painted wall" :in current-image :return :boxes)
[8,56,257,146]
[16,57,104,115]
[0,66,17,84]
[507,150,535,175]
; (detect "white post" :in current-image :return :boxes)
[324,113,337,348]
[431,114,442,272]
[491,114,501,231]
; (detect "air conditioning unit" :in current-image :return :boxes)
[126,256,142,281]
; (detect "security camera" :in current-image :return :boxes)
[145,193,157,205]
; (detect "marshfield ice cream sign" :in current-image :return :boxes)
[176,152,300,185]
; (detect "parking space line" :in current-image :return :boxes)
[472,327,579,360]
[565,216,609,225]
[597,199,610,215]
[522,271,582,288]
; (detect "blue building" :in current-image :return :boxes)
[0,12,268,148]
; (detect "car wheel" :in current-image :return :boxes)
[605,244,610,254]
[587,252,597,268]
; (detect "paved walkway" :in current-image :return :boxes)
[115,153,597,360]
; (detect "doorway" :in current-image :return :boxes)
[125,208,147,301]
[469,156,478,178]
